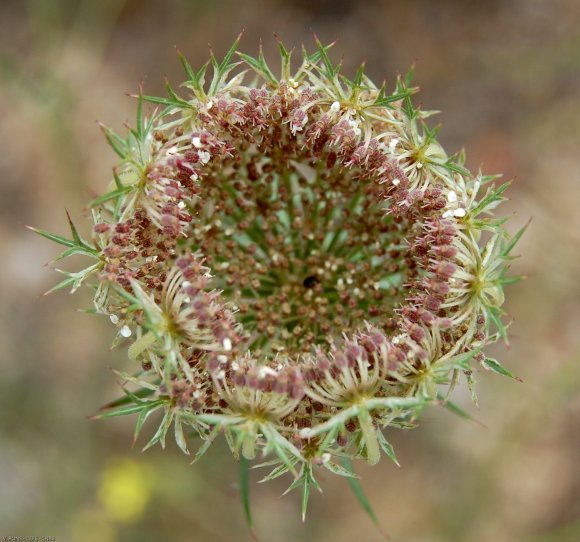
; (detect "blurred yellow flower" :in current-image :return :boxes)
[98,458,152,523]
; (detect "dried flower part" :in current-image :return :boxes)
[35,38,523,516]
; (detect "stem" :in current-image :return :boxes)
[242,426,257,460]
[358,410,380,466]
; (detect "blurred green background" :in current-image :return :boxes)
[1,1,579,541]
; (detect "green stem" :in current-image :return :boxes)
[359,409,380,466]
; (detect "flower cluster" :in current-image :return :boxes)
[35,38,523,520]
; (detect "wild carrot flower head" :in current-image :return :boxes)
[34,37,524,522]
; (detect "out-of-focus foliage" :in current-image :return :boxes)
[1,1,580,541]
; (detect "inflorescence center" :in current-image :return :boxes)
[188,133,412,358]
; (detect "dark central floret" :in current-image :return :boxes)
[188,136,412,358]
[302,275,319,289]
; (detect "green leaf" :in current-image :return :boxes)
[465,371,479,408]
[341,457,387,539]
[133,402,162,445]
[276,36,292,80]
[442,348,481,371]
[89,186,132,208]
[404,63,416,87]
[497,274,526,285]
[313,36,339,80]
[350,62,366,93]
[216,32,242,74]
[177,49,205,96]
[99,123,128,158]
[139,93,184,109]
[444,157,471,177]
[238,50,277,85]
[422,121,442,145]
[252,458,282,469]
[393,72,418,120]
[65,210,82,245]
[112,370,159,391]
[177,48,196,81]
[225,428,240,460]
[50,245,99,262]
[323,460,359,478]
[189,428,219,465]
[436,394,485,427]
[164,78,189,107]
[501,221,529,259]
[471,181,511,217]
[174,417,190,455]
[301,467,311,523]
[119,385,148,406]
[196,413,245,426]
[376,430,400,467]
[259,423,301,477]
[100,387,158,410]
[45,264,100,295]
[260,423,303,461]
[134,91,144,138]
[258,462,292,483]
[90,399,163,420]
[365,396,429,412]
[142,408,174,451]
[282,464,319,522]
[92,404,146,418]
[209,33,245,93]
[482,357,522,382]
[27,225,77,249]
[471,216,510,232]
[43,275,77,295]
[486,306,509,343]
[480,173,503,185]
[195,62,209,91]
[240,456,258,541]
[373,86,415,108]
[318,423,340,453]
[303,40,334,66]
[282,467,306,496]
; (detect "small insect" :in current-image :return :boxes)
[303,275,319,289]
